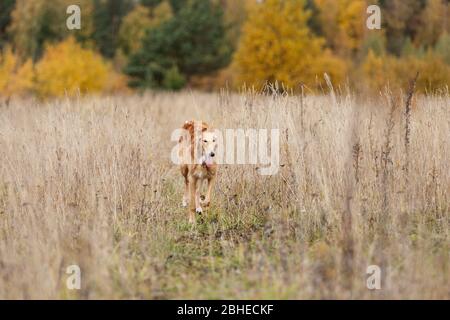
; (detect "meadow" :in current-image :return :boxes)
[0,89,448,299]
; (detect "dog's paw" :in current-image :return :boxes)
[182,199,188,207]
[195,207,203,214]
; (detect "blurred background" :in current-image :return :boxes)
[0,0,449,99]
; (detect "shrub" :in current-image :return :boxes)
[435,32,450,65]
[0,48,35,97]
[34,37,112,98]
[362,49,450,93]
[416,51,450,92]
[163,66,186,90]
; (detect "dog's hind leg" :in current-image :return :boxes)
[182,176,189,207]
[188,176,200,223]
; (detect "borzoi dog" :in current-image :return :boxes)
[178,120,218,223]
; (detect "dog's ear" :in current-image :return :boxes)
[183,120,194,131]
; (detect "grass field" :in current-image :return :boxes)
[0,90,448,299]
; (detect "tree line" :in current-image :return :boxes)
[0,0,449,98]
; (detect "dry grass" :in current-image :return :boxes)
[0,90,448,299]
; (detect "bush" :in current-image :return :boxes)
[34,37,113,98]
[435,32,450,65]
[163,66,186,90]
[416,51,450,92]
[362,49,450,93]
[0,48,35,97]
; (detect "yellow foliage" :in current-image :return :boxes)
[234,0,347,91]
[362,50,389,91]
[314,0,366,56]
[337,0,366,53]
[118,5,153,57]
[362,50,450,93]
[151,0,173,25]
[34,38,115,98]
[409,52,450,92]
[0,48,35,97]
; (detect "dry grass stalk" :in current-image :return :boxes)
[404,72,419,177]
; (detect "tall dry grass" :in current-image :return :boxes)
[0,89,448,299]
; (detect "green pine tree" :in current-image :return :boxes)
[141,0,163,8]
[126,0,231,90]
[0,0,15,50]
[92,0,134,58]
[168,0,184,13]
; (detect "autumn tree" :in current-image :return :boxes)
[381,0,424,55]
[314,0,366,57]
[118,1,172,57]
[0,0,15,50]
[234,0,346,91]
[221,0,257,48]
[8,0,51,59]
[8,0,94,60]
[415,0,448,48]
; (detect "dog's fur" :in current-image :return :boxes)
[178,120,218,223]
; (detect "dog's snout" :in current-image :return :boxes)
[210,152,215,157]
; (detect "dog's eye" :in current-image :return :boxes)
[203,140,207,143]
[213,140,216,143]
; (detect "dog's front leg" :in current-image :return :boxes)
[202,176,215,207]
[188,176,198,223]
[181,165,189,207]
[194,179,203,214]
[182,175,189,207]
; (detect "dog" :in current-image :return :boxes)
[178,120,218,223]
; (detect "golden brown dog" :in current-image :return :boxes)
[178,120,218,223]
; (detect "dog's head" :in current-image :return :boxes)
[199,130,217,166]
[181,120,217,166]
